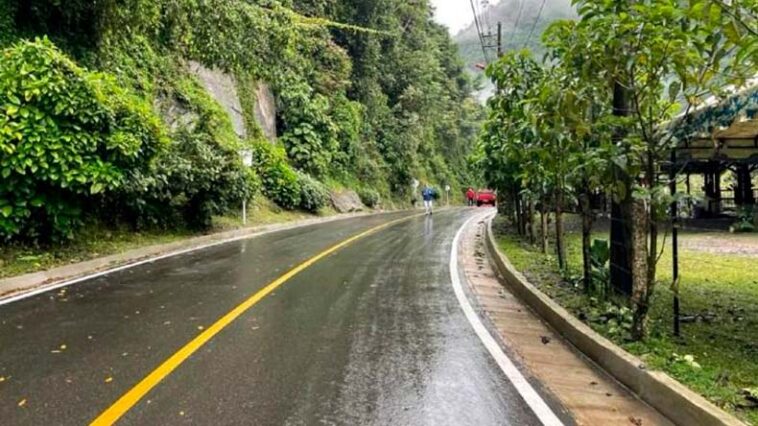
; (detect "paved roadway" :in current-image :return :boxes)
[0,209,550,425]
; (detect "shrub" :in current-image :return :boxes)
[357,187,380,208]
[112,131,258,231]
[250,140,301,210]
[279,87,339,177]
[296,171,329,213]
[0,38,166,241]
[108,74,257,231]
[730,206,756,233]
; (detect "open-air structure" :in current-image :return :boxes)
[669,79,758,217]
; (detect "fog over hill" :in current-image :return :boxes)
[454,0,577,100]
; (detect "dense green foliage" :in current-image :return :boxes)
[290,0,482,195]
[357,187,380,208]
[0,0,480,242]
[0,39,166,240]
[296,171,330,213]
[250,140,301,211]
[475,0,757,340]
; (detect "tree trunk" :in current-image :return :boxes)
[610,81,634,296]
[554,189,566,270]
[632,151,659,340]
[630,198,651,340]
[527,198,535,245]
[514,194,523,235]
[540,201,549,254]
[510,193,518,228]
[580,190,593,294]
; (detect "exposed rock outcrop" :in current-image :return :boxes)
[188,61,246,138]
[254,83,277,141]
[187,61,277,143]
[330,190,365,213]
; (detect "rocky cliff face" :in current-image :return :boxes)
[254,83,277,141]
[188,61,277,142]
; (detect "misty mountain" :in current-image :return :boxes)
[454,0,577,99]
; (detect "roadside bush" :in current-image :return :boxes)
[296,171,329,213]
[108,74,257,231]
[0,38,166,241]
[112,131,258,231]
[250,140,301,210]
[357,187,380,208]
[279,84,339,177]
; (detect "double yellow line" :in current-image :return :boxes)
[91,212,423,425]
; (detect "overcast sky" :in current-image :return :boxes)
[431,0,483,34]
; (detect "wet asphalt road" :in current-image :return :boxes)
[0,209,541,425]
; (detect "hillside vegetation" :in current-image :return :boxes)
[0,0,481,244]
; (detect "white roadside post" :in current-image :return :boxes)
[445,184,451,206]
[412,178,420,209]
[241,149,253,226]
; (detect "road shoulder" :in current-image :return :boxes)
[459,215,673,426]
[0,210,400,304]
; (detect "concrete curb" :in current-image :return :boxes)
[0,210,402,303]
[484,216,745,426]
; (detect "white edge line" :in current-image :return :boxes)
[450,211,564,426]
[0,232,266,307]
[0,211,397,307]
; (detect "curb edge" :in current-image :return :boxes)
[483,215,745,426]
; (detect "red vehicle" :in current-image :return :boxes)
[476,189,497,207]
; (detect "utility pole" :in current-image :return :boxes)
[497,21,502,57]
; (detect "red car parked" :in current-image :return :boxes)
[476,189,497,206]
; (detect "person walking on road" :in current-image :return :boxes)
[466,187,476,206]
[422,184,434,215]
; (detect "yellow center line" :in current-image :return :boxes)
[90,212,424,425]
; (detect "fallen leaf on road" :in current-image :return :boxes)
[629,416,643,426]
[197,326,204,331]
[179,411,185,416]
[60,344,67,350]
[105,377,113,383]
[540,336,551,345]
[18,399,26,407]
[0,376,5,382]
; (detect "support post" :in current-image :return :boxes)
[497,22,502,57]
[242,200,247,226]
[669,150,680,336]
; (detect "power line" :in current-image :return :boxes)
[507,0,525,51]
[481,0,493,33]
[469,0,490,64]
[522,0,547,50]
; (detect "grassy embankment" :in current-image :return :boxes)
[493,215,758,424]
[0,198,331,280]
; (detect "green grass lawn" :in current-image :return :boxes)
[494,216,758,424]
